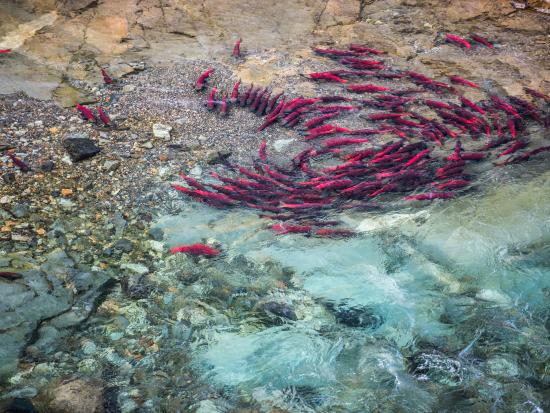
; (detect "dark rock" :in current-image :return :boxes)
[63,137,100,162]
[114,238,133,253]
[258,301,297,325]
[327,302,383,329]
[102,247,113,257]
[121,274,151,299]
[206,149,231,165]
[2,172,16,184]
[50,190,61,197]
[0,398,38,413]
[148,227,164,241]
[40,160,55,172]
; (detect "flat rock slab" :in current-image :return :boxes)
[63,138,100,162]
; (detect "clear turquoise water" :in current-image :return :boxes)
[153,162,550,412]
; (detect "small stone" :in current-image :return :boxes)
[2,173,16,184]
[63,136,100,162]
[10,203,30,218]
[36,228,46,236]
[486,356,520,378]
[259,301,297,325]
[141,141,154,149]
[47,378,105,413]
[148,240,164,252]
[152,124,172,139]
[189,165,202,177]
[120,263,149,275]
[103,160,120,172]
[40,160,55,172]
[61,188,73,197]
[11,234,31,242]
[158,154,168,162]
[114,239,133,253]
[205,150,231,165]
[122,84,136,93]
[148,227,164,241]
[81,341,97,355]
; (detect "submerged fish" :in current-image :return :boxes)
[170,243,220,256]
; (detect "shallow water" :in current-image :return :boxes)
[134,162,550,412]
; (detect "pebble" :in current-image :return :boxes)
[148,227,164,241]
[61,188,73,197]
[120,263,149,275]
[189,165,203,177]
[114,239,134,253]
[40,160,55,172]
[2,172,16,184]
[122,84,136,93]
[141,141,154,149]
[10,203,29,218]
[103,160,120,172]
[152,123,172,139]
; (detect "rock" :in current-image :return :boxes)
[63,136,100,162]
[114,239,133,253]
[148,227,164,241]
[475,289,511,305]
[152,123,172,139]
[120,263,149,275]
[486,356,520,378]
[103,160,120,172]
[121,274,152,299]
[258,301,297,325]
[0,398,38,413]
[189,165,203,177]
[10,203,30,218]
[140,141,154,149]
[122,84,136,93]
[329,303,383,329]
[2,387,38,399]
[3,173,16,184]
[205,149,231,165]
[39,160,55,172]
[47,378,105,413]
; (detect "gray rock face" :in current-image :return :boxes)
[0,250,113,381]
[63,136,100,162]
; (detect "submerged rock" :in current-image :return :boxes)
[45,378,106,413]
[257,301,297,325]
[326,302,383,329]
[0,398,38,413]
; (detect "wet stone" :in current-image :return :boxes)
[329,303,383,329]
[39,160,55,172]
[63,135,100,162]
[10,203,30,218]
[121,274,152,299]
[258,301,297,325]
[206,150,231,165]
[114,238,133,253]
[0,398,38,413]
[46,378,106,413]
[2,172,16,184]
[148,227,164,241]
